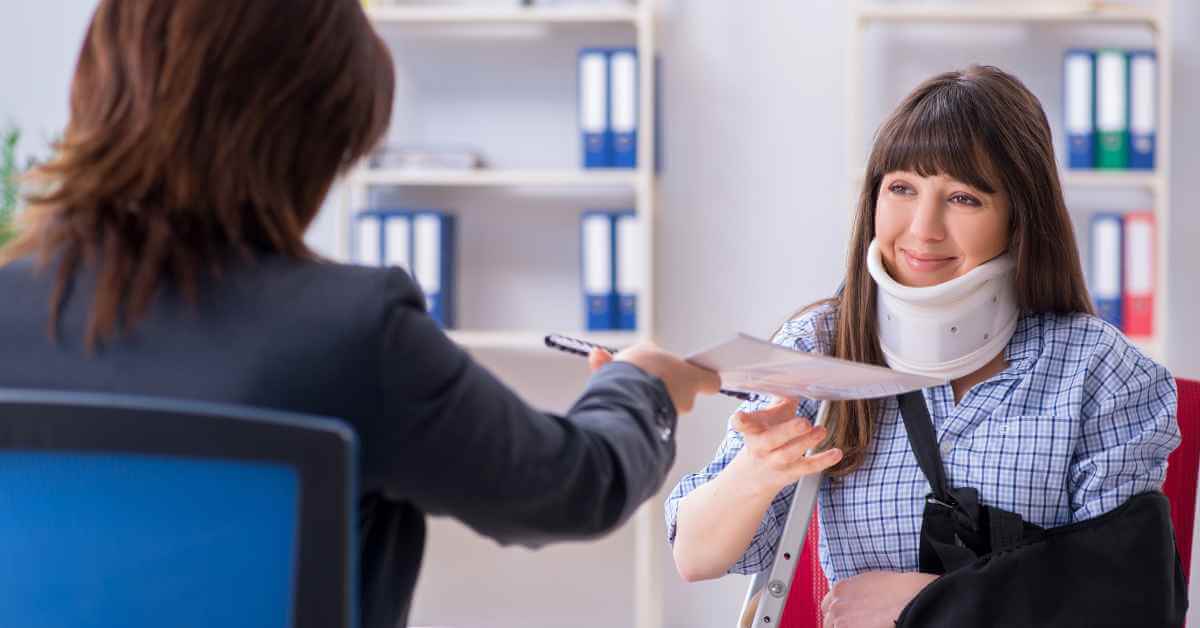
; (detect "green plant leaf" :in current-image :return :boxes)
[0,124,22,233]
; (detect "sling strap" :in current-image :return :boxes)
[897,391,1041,574]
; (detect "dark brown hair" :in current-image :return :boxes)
[811,65,1094,475]
[0,0,394,348]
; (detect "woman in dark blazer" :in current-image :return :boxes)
[0,2,720,627]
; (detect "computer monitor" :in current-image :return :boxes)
[0,391,356,628]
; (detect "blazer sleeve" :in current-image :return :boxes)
[363,269,679,546]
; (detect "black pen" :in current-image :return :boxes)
[544,334,759,402]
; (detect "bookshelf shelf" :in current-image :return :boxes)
[848,0,1173,364]
[1061,170,1164,191]
[367,4,640,25]
[856,3,1161,28]
[352,167,643,188]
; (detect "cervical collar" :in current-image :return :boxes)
[867,240,1018,381]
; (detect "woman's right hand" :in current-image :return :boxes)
[730,398,842,494]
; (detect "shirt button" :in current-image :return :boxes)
[940,441,953,457]
[658,426,673,442]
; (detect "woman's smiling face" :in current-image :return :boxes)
[874,170,1011,287]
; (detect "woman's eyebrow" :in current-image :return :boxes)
[946,179,989,194]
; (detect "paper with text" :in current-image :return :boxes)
[687,333,945,401]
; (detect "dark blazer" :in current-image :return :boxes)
[0,255,679,628]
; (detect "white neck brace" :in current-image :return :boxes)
[867,240,1019,381]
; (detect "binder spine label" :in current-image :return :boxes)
[582,212,616,330]
[610,50,638,169]
[580,51,612,168]
[1096,51,1129,170]
[1090,215,1123,328]
[1064,51,1094,169]
[615,211,639,330]
[1129,52,1156,170]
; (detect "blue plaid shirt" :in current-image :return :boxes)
[665,303,1180,581]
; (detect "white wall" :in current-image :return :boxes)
[1166,0,1200,381]
[0,1,94,165]
[3,1,1198,627]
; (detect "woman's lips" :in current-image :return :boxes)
[901,249,956,273]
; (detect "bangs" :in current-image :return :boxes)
[872,84,1000,195]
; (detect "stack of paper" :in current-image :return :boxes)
[687,333,945,401]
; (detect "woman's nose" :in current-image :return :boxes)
[907,197,946,242]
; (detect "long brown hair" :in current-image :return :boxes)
[812,65,1094,475]
[0,0,394,348]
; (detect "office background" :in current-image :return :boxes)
[2,1,1198,627]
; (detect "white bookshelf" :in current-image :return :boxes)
[847,0,1173,364]
[351,167,643,189]
[345,3,663,627]
[856,2,1161,27]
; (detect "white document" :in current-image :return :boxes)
[687,333,945,401]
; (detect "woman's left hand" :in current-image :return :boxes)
[821,570,938,628]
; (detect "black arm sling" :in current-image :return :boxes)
[897,390,1042,572]
[894,391,1186,627]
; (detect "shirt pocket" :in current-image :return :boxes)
[965,413,1076,527]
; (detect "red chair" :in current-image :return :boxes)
[1166,378,1200,584]
[772,377,1200,628]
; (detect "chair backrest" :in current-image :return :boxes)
[777,511,826,628]
[1166,378,1200,583]
[0,390,357,628]
[772,377,1200,628]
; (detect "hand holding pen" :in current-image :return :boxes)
[545,334,755,410]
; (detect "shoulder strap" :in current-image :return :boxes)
[897,391,951,502]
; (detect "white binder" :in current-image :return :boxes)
[610,49,638,167]
[1129,51,1157,169]
[582,212,616,330]
[356,212,383,267]
[579,49,610,167]
[1063,50,1094,169]
[411,212,455,327]
[1095,49,1129,168]
[384,212,412,271]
